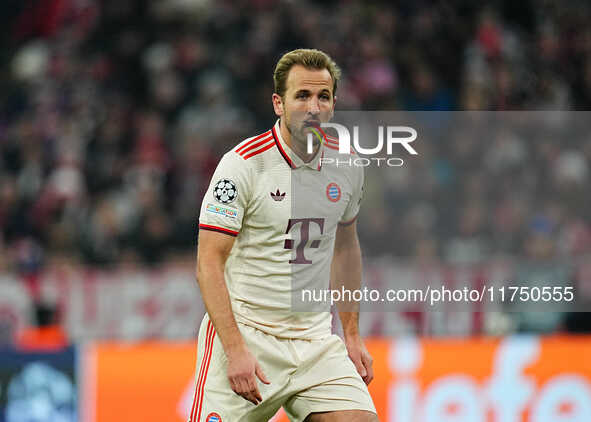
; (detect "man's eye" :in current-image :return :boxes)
[296,93,308,99]
[320,94,330,100]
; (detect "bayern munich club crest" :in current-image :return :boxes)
[213,179,237,204]
[206,412,222,422]
[326,182,341,202]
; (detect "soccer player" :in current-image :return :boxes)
[189,49,378,422]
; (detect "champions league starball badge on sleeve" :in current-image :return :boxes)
[213,179,238,204]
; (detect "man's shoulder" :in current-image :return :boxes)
[322,133,357,157]
[227,128,277,163]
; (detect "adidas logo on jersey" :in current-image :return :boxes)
[270,189,286,201]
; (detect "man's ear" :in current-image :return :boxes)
[330,95,337,118]
[272,93,284,117]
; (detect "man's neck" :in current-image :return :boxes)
[279,119,320,163]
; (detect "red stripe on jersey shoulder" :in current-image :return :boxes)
[199,224,239,237]
[238,135,273,157]
[324,136,355,154]
[234,130,272,154]
[243,141,275,159]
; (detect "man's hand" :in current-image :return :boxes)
[345,336,374,385]
[226,345,270,405]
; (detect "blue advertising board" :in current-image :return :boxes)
[0,347,77,422]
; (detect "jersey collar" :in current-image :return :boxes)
[272,120,324,171]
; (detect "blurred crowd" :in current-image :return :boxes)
[1,0,591,274]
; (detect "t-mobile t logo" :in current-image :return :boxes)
[284,218,325,264]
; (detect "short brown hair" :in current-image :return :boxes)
[273,49,341,98]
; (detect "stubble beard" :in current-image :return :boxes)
[285,115,317,154]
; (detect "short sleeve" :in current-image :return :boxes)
[339,166,364,226]
[199,152,250,237]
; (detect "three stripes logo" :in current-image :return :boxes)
[235,130,274,160]
[326,182,341,202]
[189,320,216,422]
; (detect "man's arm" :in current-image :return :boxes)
[196,229,270,404]
[331,220,374,385]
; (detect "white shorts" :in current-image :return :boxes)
[188,314,376,422]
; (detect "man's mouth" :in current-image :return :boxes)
[303,120,321,128]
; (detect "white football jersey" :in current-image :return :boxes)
[199,120,363,339]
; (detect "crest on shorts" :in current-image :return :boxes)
[213,179,238,204]
[206,412,222,422]
[326,182,341,202]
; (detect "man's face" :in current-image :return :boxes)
[273,65,335,146]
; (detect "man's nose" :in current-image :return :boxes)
[307,98,320,114]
